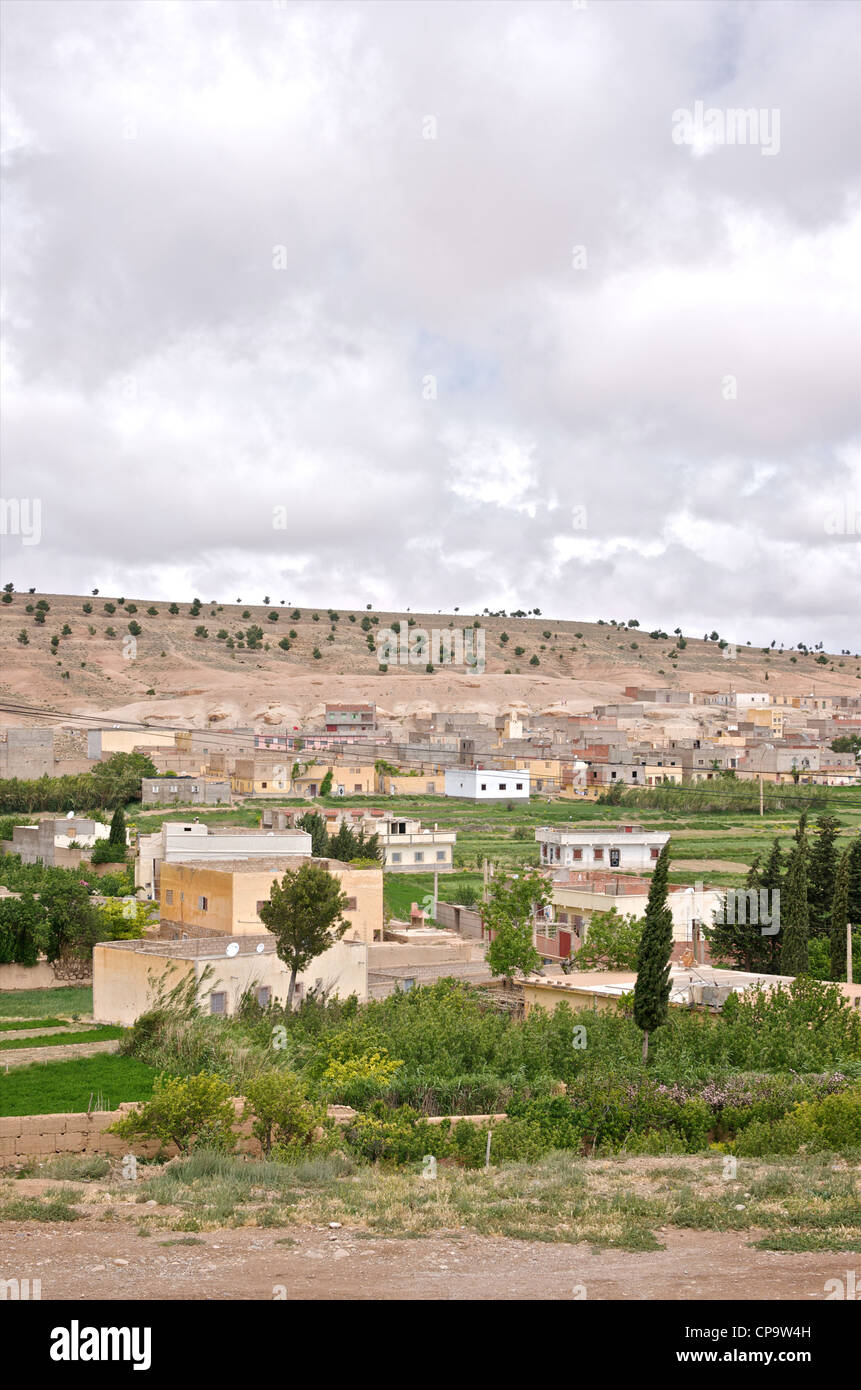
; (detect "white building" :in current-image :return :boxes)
[735,693,772,709]
[444,767,530,800]
[135,821,312,899]
[536,823,670,871]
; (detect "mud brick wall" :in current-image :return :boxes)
[0,1100,262,1162]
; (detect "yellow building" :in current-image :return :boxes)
[378,770,445,795]
[159,856,384,941]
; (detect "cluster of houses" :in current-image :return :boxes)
[3,690,858,803]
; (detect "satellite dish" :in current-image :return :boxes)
[225,941,240,957]
[66,811,75,819]
[256,942,265,954]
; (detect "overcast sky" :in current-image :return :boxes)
[1,0,859,650]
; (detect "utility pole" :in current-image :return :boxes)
[759,774,764,817]
[432,866,439,922]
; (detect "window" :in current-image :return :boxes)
[499,783,507,790]
[210,992,227,1015]
[256,987,271,1008]
[261,781,267,789]
[165,889,173,906]
[414,851,424,863]
[345,896,357,910]
[354,784,362,793]
[516,782,523,790]
[572,849,582,860]
[436,850,446,861]
[650,847,660,860]
[256,900,267,915]
[594,849,604,860]
[402,978,416,992]
[391,852,402,863]
[197,895,208,911]
[609,849,620,867]
[480,783,487,791]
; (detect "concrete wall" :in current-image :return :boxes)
[0,728,54,779]
[434,901,484,940]
[93,937,369,1026]
[0,960,70,991]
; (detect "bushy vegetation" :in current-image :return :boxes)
[117,974,861,1166]
[0,752,157,813]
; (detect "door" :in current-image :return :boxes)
[558,930,571,959]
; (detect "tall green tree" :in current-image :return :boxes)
[759,836,785,972]
[830,847,850,983]
[296,811,329,857]
[847,835,861,927]
[780,828,810,976]
[633,842,674,1061]
[259,863,350,1010]
[109,806,127,846]
[807,815,841,938]
[484,869,547,983]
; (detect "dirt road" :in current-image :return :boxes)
[2,1222,854,1300]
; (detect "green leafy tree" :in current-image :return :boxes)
[109,1072,236,1153]
[39,878,102,964]
[242,1071,325,1156]
[259,863,350,1010]
[319,769,333,797]
[575,908,644,971]
[633,842,674,1061]
[484,869,547,983]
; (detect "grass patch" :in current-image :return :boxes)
[0,1026,124,1052]
[158,1237,206,1246]
[37,1154,111,1181]
[0,987,92,1020]
[751,1233,861,1253]
[0,1053,158,1116]
[0,1195,80,1222]
[0,1018,69,1033]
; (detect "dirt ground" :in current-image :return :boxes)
[3,1220,855,1300]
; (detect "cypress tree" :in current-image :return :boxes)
[633,842,674,1062]
[847,836,861,927]
[109,806,126,846]
[807,815,841,938]
[830,848,850,983]
[780,830,810,976]
[759,836,784,972]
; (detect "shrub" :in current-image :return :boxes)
[242,1070,326,1156]
[108,1072,236,1154]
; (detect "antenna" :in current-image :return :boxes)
[225,941,239,957]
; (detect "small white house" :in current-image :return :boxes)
[444,767,530,800]
[537,823,670,871]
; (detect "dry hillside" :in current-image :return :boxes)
[0,591,858,730]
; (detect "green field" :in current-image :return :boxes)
[0,987,93,1020]
[0,1054,158,1116]
[0,1026,125,1052]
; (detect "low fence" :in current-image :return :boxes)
[0,961,89,991]
[0,1101,504,1163]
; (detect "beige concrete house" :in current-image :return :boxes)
[93,933,368,1025]
[159,856,384,942]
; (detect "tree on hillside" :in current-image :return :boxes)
[633,842,674,1062]
[484,869,547,984]
[830,848,851,983]
[781,829,810,976]
[259,863,350,1010]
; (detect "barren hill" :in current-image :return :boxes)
[0,591,857,730]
